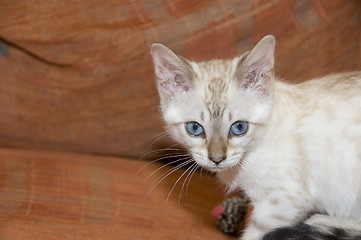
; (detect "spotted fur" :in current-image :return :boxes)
[151,36,361,240]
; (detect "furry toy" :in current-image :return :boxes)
[212,196,249,234]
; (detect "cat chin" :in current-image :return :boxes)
[198,162,237,173]
[207,167,231,173]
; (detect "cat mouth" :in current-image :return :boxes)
[207,163,234,173]
[192,153,239,172]
[195,161,228,173]
[206,157,243,173]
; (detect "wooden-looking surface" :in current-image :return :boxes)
[0,0,360,158]
[0,148,234,240]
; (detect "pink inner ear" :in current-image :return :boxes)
[242,60,273,94]
[155,60,191,95]
[174,74,191,91]
[243,69,257,89]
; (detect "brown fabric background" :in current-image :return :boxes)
[0,0,360,158]
[0,148,235,240]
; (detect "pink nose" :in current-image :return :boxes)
[208,155,226,164]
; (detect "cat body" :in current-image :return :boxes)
[218,73,361,240]
[150,36,361,240]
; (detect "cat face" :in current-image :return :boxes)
[151,36,275,173]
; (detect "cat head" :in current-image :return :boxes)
[150,35,275,173]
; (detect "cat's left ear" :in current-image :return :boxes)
[236,35,275,95]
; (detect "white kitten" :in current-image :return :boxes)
[151,35,361,240]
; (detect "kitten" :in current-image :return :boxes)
[150,35,361,240]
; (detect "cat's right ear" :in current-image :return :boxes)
[150,43,194,101]
[236,35,275,95]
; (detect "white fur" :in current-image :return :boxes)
[151,36,361,240]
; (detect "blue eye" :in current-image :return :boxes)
[230,121,248,136]
[186,122,205,136]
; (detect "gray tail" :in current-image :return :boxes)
[263,223,361,240]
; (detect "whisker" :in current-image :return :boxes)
[148,153,191,164]
[142,147,185,157]
[148,159,193,195]
[150,159,192,187]
[167,162,196,204]
[137,153,191,174]
[141,131,172,155]
[178,163,198,205]
[142,155,192,180]
[141,130,171,143]
[185,164,199,197]
[199,166,204,179]
[139,143,183,160]
[234,160,242,172]
[140,150,188,163]
[154,153,190,161]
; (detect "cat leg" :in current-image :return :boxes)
[240,198,308,240]
[262,214,361,240]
